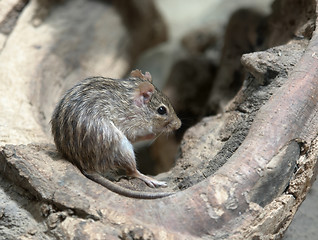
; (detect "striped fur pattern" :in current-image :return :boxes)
[51,75,181,177]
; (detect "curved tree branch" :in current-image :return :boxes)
[1,0,318,239]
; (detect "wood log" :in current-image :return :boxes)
[0,0,318,239]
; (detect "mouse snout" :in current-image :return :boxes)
[163,117,181,132]
[171,117,181,131]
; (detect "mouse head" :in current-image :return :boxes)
[131,70,181,136]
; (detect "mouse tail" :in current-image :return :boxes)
[82,172,174,199]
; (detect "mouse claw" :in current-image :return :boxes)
[130,170,168,188]
[147,179,167,188]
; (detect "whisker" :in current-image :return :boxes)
[147,130,165,146]
[164,131,173,139]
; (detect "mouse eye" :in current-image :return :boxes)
[157,106,167,115]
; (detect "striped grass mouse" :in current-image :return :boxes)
[51,70,181,198]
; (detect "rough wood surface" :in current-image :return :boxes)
[1,0,318,239]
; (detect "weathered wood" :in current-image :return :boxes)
[0,0,318,239]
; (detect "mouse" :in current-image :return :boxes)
[50,69,181,199]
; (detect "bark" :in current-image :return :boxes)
[0,0,318,239]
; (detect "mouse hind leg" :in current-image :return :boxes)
[115,129,167,188]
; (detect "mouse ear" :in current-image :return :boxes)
[144,72,152,83]
[130,69,143,79]
[134,82,155,106]
[130,69,153,83]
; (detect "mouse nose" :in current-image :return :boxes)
[172,118,181,130]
